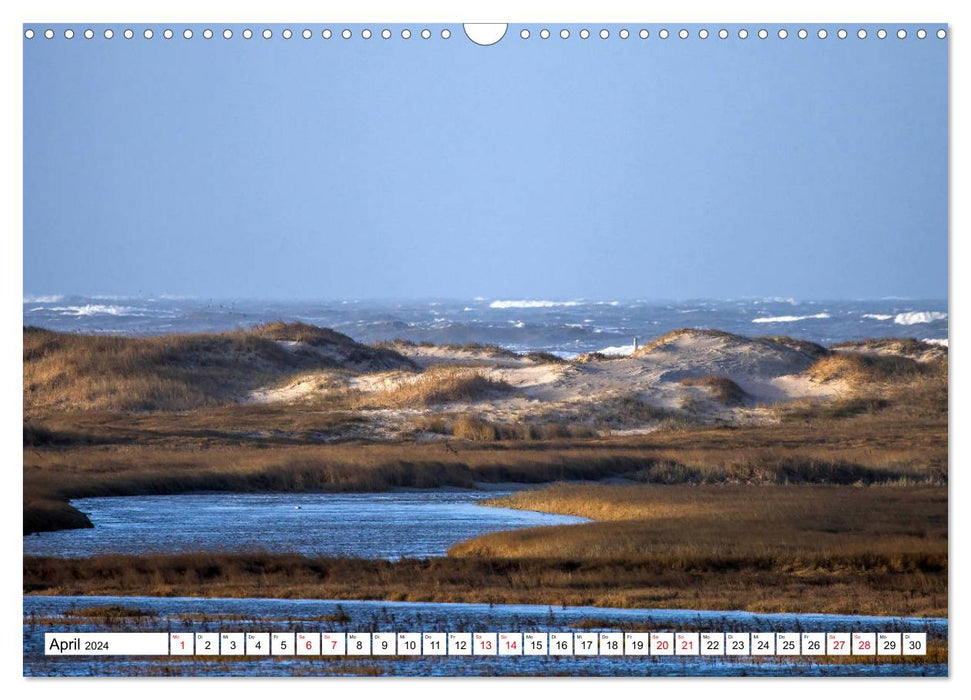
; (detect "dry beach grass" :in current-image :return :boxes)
[23,323,414,412]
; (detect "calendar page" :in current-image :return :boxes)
[20,8,949,681]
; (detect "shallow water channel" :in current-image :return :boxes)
[23,490,588,559]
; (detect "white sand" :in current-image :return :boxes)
[247,331,847,433]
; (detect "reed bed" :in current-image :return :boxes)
[24,535,946,617]
[465,483,946,558]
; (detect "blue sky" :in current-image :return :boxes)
[23,24,947,300]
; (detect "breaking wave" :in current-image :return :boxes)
[894,311,947,326]
[489,300,581,309]
[597,344,636,356]
[48,304,147,317]
[751,313,831,324]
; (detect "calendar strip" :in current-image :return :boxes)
[44,631,927,657]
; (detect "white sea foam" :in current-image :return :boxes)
[923,338,948,347]
[23,294,64,303]
[751,313,830,324]
[597,344,636,356]
[894,311,947,326]
[862,314,893,321]
[755,297,797,305]
[49,304,146,317]
[490,300,581,309]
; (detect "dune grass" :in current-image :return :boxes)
[571,352,626,363]
[808,352,933,385]
[519,351,564,364]
[679,376,751,406]
[23,324,412,413]
[358,366,512,409]
[444,414,601,441]
[831,337,946,359]
[413,414,600,441]
[633,329,742,356]
[249,321,365,347]
[527,394,686,431]
[633,330,831,366]
[451,414,502,441]
[755,336,830,359]
[377,339,523,358]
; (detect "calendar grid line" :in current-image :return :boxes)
[45,631,927,657]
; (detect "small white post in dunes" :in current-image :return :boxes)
[633,337,638,353]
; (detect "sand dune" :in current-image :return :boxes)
[250,329,859,430]
[25,323,942,437]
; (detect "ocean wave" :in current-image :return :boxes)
[894,311,947,326]
[923,338,948,347]
[751,313,831,324]
[48,304,147,317]
[597,344,636,356]
[862,314,893,321]
[23,294,64,303]
[753,297,797,305]
[489,300,581,309]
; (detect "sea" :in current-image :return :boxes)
[22,296,948,358]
